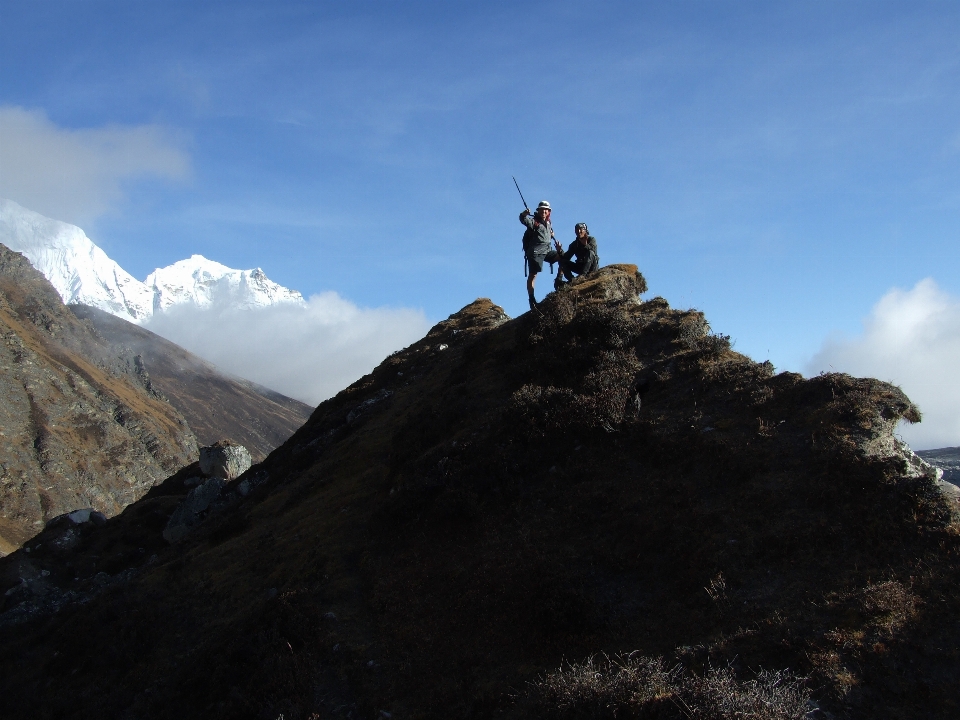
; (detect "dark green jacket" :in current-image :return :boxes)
[563,236,598,263]
[563,236,599,273]
[520,212,553,257]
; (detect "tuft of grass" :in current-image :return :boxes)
[525,654,809,719]
[676,665,809,720]
[525,653,674,718]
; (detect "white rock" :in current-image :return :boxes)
[67,509,92,524]
[199,443,252,480]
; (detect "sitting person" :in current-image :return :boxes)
[555,222,599,290]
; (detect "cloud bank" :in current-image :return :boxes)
[806,278,960,450]
[0,107,189,225]
[142,291,431,406]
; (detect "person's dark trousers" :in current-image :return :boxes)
[559,252,598,282]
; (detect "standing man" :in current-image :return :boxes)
[554,222,600,290]
[520,200,561,311]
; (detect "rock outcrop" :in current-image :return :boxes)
[162,478,227,543]
[163,442,253,542]
[198,440,252,480]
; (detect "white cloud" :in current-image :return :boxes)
[806,278,960,450]
[142,292,431,405]
[0,106,189,226]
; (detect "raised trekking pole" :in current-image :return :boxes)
[513,176,530,214]
[514,176,530,277]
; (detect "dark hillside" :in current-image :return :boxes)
[1,264,958,719]
[0,244,197,553]
[918,446,960,483]
[70,304,312,462]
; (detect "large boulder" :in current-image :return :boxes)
[199,441,251,480]
[561,263,647,303]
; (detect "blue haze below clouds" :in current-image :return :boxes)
[2,1,960,444]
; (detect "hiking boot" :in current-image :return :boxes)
[528,295,538,312]
[553,277,565,292]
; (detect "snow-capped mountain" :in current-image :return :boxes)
[146,255,304,313]
[0,198,154,320]
[0,198,304,322]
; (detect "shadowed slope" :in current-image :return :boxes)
[1,264,958,720]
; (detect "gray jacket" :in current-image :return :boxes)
[520,212,553,257]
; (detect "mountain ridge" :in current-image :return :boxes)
[0,198,304,324]
[0,198,154,321]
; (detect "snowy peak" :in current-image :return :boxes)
[0,199,305,322]
[145,254,304,313]
[0,198,154,320]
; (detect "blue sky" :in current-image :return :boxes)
[2,1,960,446]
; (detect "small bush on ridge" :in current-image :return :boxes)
[526,653,809,719]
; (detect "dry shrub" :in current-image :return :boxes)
[536,300,642,350]
[671,310,735,358]
[704,572,728,606]
[695,333,732,356]
[548,287,580,326]
[861,579,918,632]
[527,290,578,345]
[583,351,641,395]
[510,370,637,438]
[526,653,674,718]
[750,385,775,407]
[526,654,809,720]
[511,385,580,438]
[677,311,709,348]
[677,666,809,720]
[511,337,642,438]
